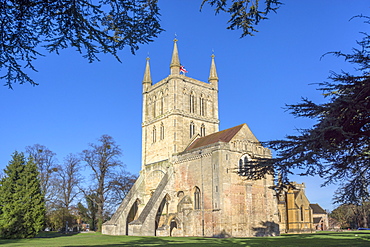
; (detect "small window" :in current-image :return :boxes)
[194,187,201,210]
[200,124,205,137]
[190,121,195,138]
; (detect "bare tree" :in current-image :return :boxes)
[54,153,81,210]
[25,144,58,204]
[82,135,123,232]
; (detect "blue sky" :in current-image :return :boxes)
[1,1,368,211]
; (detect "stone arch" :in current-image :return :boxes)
[155,193,170,235]
[169,216,180,236]
[126,198,140,235]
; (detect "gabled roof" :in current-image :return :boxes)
[184,124,245,152]
[310,203,327,214]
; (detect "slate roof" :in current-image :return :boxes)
[313,217,323,224]
[185,124,245,151]
[310,203,327,214]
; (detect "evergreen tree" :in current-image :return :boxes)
[239,17,370,201]
[1,0,281,88]
[0,152,45,239]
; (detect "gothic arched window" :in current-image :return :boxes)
[200,124,205,137]
[159,92,164,115]
[190,92,195,113]
[194,187,201,210]
[238,154,252,176]
[300,206,304,221]
[190,121,195,138]
[160,123,164,140]
[153,96,157,118]
[200,94,206,116]
[152,126,156,143]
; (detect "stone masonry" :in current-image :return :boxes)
[102,40,280,237]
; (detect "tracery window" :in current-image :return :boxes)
[194,187,201,210]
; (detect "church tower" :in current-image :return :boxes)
[141,39,220,167]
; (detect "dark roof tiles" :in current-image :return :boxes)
[185,124,245,151]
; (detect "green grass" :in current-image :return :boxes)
[0,231,369,247]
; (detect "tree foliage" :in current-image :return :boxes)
[0,0,162,88]
[201,0,281,37]
[238,17,370,202]
[77,194,99,231]
[330,202,370,229]
[1,0,281,88]
[0,152,45,238]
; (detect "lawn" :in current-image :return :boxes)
[0,231,369,247]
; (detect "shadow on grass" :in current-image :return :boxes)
[35,231,80,238]
[1,231,370,247]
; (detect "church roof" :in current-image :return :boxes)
[310,203,327,214]
[184,124,245,151]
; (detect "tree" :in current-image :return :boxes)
[54,153,81,211]
[238,17,370,201]
[81,134,123,232]
[77,194,99,231]
[1,0,281,88]
[25,144,58,206]
[109,170,137,209]
[201,0,281,37]
[45,153,81,231]
[0,152,45,238]
[330,202,370,229]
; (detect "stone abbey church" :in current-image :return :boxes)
[102,40,281,237]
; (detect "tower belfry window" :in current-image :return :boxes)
[190,93,195,113]
[200,95,206,116]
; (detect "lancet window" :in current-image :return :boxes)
[189,92,195,113]
[194,187,201,210]
[152,126,157,143]
[190,121,195,138]
[160,122,164,140]
[200,124,205,137]
[200,95,206,116]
